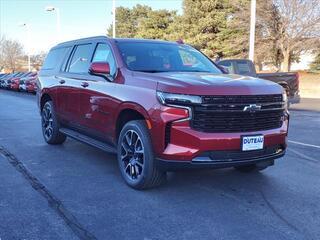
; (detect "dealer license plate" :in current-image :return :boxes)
[242,135,264,151]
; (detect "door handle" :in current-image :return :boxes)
[81,82,89,88]
[59,79,65,84]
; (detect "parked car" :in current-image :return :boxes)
[19,72,37,92]
[0,74,10,88]
[8,72,27,90]
[38,36,289,189]
[26,78,38,94]
[10,72,32,91]
[217,59,300,105]
[0,73,10,88]
[2,73,22,89]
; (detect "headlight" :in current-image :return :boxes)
[282,91,288,109]
[157,91,202,105]
[282,91,289,113]
[282,92,287,103]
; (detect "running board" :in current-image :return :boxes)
[59,128,117,154]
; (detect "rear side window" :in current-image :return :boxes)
[236,61,251,75]
[92,43,116,76]
[219,61,234,73]
[68,44,92,74]
[42,47,68,70]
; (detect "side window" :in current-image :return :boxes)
[68,44,92,74]
[219,61,234,73]
[92,43,116,77]
[236,61,251,75]
[42,47,68,70]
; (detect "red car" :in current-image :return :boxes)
[38,36,289,189]
[10,77,21,91]
[22,73,38,93]
[6,72,25,89]
[10,72,33,91]
[19,72,37,92]
[26,79,37,93]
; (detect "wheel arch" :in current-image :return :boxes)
[40,93,52,111]
[277,81,290,94]
[114,102,151,141]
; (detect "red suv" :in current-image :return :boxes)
[38,36,289,189]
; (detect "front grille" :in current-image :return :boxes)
[191,94,284,133]
[202,94,282,104]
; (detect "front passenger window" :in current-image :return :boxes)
[92,43,116,77]
[68,44,92,74]
[219,61,234,73]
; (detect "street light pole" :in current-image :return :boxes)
[19,23,31,71]
[249,0,256,62]
[112,0,116,38]
[45,6,61,42]
[56,8,61,41]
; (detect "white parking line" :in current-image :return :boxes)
[288,148,318,163]
[288,140,320,149]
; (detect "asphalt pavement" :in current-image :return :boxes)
[0,89,319,240]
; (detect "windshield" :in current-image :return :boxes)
[116,41,222,74]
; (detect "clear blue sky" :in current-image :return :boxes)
[0,0,182,54]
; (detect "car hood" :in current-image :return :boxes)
[135,72,283,95]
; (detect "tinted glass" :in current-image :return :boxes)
[42,47,68,70]
[116,42,221,74]
[92,43,116,76]
[68,44,92,74]
[219,61,234,73]
[236,61,251,75]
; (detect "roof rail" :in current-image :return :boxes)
[56,35,109,46]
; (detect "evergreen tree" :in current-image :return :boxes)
[107,4,176,40]
[310,53,320,72]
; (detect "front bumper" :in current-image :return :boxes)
[20,85,27,91]
[26,86,36,92]
[150,104,289,168]
[157,145,285,170]
[11,84,20,91]
[157,119,288,160]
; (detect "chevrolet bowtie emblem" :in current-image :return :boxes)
[243,104,262,112]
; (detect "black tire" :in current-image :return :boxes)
[41,101,66,145]
[117,120,166,190]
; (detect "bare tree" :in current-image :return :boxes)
[0,35,6,71]
[274,0,320,71]
[227,0,284,70]
[31,51,47,71]
[1,38,24,72]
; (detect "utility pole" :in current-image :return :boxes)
[249,0,256,62]
[19,23,31,71]
[45,6,61,42]
[112,0,116,38]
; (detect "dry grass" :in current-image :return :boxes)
[299,72,320,98]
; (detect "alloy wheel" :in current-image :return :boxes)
[42,104,54,140]
[120,130,145,181]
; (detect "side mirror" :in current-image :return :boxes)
[217,65,229,74]
[89,62,111,79]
